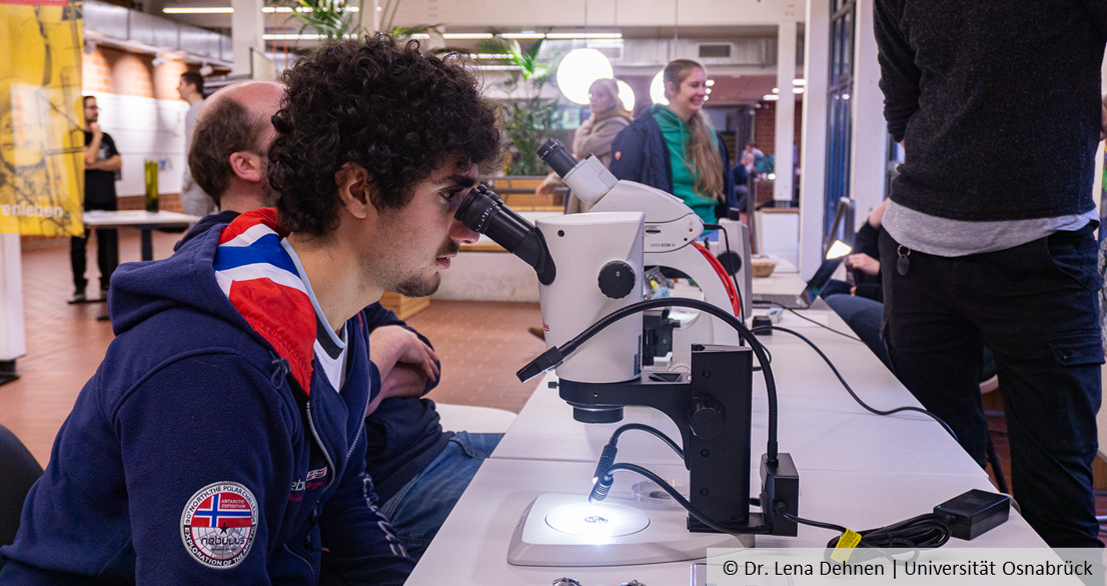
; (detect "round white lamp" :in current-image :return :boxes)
[556,48,614,105]
[649,70,668,105]
[615,79,636,112]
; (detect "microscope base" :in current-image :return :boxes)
[507,493,753,567]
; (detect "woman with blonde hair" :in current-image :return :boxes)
[537,78,631,212]
[609,59,734,224]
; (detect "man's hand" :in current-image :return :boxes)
[366,363,428,416]
[89,122,102,138]
[846,253,880,276]
[370,325,439,386]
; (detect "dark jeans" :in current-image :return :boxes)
[379,432,502,562]
[880,226,1103,548]
[70,228,118,293]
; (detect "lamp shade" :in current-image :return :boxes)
[556,48,614,105]
[649,70,668,105]
[615,79,636,112]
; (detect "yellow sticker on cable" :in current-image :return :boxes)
[829,529,862,564]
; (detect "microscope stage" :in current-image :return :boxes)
[507,493,751,567]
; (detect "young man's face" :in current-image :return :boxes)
[84,98,98,126]
[177,77,194,100]
[369,159,480,297]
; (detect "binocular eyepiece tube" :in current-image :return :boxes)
[454,184,556,285]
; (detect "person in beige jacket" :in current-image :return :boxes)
[537,78,631,212]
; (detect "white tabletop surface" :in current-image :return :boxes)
[83,210,201,227]
[410,307,1042,585]
[405,460,1045,586]
[752,272,808,296]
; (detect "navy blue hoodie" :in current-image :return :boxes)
[0,210,414,585]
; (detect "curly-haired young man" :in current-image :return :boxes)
[0,36,500,585]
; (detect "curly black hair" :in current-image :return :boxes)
[269,35,502,236]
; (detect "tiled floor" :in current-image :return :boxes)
[0,230,546,466]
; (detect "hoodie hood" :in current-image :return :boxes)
[109,208,318,392]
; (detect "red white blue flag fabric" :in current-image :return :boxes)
[214,208,316,393]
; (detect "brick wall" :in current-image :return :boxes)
[750,98,805,165]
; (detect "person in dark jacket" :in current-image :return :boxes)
[875,0,1107,548]
[176,79,501,561]
[609,59,734,225]
[0,35,501,584]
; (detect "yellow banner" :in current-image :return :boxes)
[0,0,83,236]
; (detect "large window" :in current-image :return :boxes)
[823,0,856,246]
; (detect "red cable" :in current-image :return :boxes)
[692,241,742,319]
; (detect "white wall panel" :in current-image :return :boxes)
[88,92,189,198]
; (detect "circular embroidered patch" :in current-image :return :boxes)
[180,482,258,569]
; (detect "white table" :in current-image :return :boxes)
[83,210,200,261]
[405,460,1043,586]
[408,307,1048,585]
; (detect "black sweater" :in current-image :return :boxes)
[875,0,1107,221]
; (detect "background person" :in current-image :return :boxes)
[69,95,120,303]
[177,71,215,217]
[536,78,631,213]
[875,0,1107,547]
[609,59,734,225]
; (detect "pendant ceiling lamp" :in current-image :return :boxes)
[616,79,635,112]
[556,48,614,105]
[649,70,668,105]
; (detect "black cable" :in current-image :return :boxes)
[762,300,863,342]
[547,297,781,465]
[751,325,957,442]
[593,462,770,536]
[608,423,684,459]
[774,502,952,551]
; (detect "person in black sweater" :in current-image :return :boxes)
[70,96,121,302]
[875,0,1107,548]
[177,80,500,561]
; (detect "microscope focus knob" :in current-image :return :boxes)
[598,261,636,299]
[687,395,725,440]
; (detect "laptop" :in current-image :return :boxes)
[750,254,845,309]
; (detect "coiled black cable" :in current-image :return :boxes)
[773,502,952,553]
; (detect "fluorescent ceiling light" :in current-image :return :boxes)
[443,33,494,39]
[545,32,622,39]
[763,94,779,101]
[164,6,233,13]
[468,53,513,59]
[793,87,804,94]
[706,79,715,87]
[500,32,546,39]
[793,79,806,86]
[771,87,779,94]
[262,6,293,11]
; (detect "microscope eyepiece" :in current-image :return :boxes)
[538,139,579,179]
[454,183,556,285]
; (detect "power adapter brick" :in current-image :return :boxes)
[933,489,1010,541]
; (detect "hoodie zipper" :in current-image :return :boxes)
[304,400,336,494]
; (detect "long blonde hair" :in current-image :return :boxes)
[664,59,725,202]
